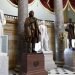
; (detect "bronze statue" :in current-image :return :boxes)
[24,11,40,53]
[65,18,74,48]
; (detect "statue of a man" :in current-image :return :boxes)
[0,9,6,52]
[65,18,74,48]
[24,10,40,53]
[39,21,49,52]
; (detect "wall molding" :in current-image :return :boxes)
[4,14,17,24]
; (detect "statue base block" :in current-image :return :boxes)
[20,53,48,75]
[44,51,56,71]
[64,48,75,71]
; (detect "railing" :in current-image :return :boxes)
[4,14,18,20]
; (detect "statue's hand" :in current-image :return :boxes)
[38,30,41,35]
[39,32,41,35]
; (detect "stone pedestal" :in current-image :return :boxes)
[17,0,28,68]
[54,0,65,67]
[44,51,56,71]
[20,53,48,75]
[64,48,75,71]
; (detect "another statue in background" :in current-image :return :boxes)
[65,18,74,48]
[0,9,6,52]
[38,21,49,52]
[24,10,40,53]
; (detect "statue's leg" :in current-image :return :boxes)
[41,37,44,51]
[32,42,35,52]
[25,37,32,53]
[32,37,36,53]
[44,38,49,51]
[28,38,32,53]
[69,39,72,48]
[27,42,31,53]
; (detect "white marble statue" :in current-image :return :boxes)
[37,21,57,70]
[39,20,49,52]
[0,9,6,52]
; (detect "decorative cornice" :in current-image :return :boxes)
[7,0,34,7]
[4,14,55,28]
[4,14,18,24]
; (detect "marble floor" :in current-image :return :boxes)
[9,67,75,75]
[48,68,75,75]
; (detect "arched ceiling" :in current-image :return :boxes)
[10,0,18,5]
[9,0,75,12]
[10,0,34,5]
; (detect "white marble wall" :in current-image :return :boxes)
[0,53,8,75]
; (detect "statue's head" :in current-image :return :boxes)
[68,18,72,23]
[41,20,45,25]
[29,10,34,17]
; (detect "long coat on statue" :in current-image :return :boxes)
[24,17,40,43]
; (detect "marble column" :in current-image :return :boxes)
[54,0,65,67]
[17,0,28,67]
[18,0,28,33]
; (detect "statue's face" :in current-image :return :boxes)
[29,11,34,17]
[31,12,34,17]
[41,21,45,25]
